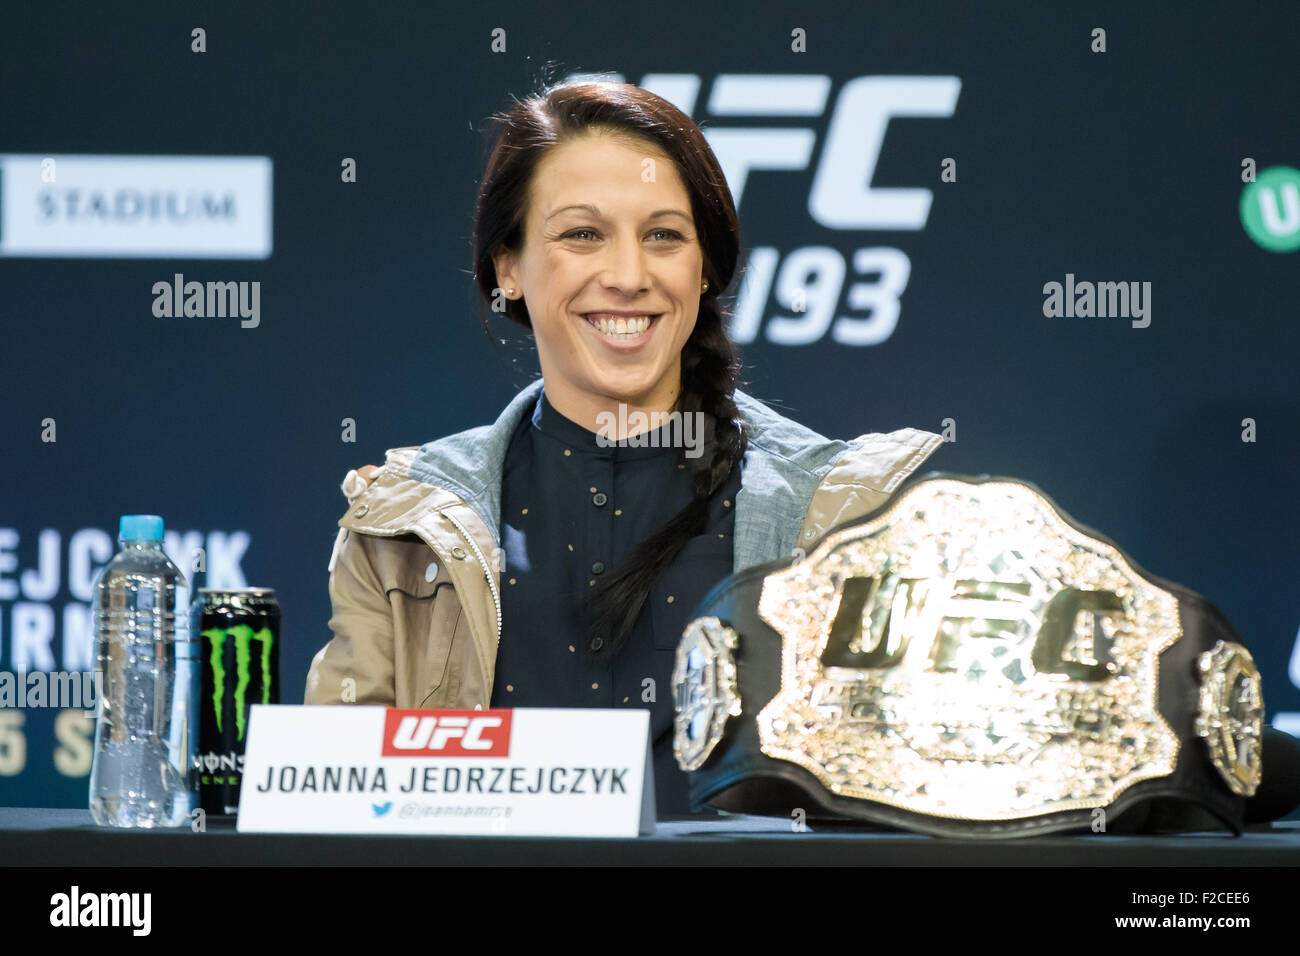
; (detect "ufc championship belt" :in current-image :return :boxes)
[671,474,1272,838]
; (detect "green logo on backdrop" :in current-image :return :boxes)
[1240,165,1300,252]
[203,625,274,741]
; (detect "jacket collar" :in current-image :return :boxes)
[390,377,870,572]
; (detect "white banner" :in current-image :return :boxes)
[237,705,656,837]
[0,154,272,258]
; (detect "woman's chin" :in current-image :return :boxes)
[582,373,669,406]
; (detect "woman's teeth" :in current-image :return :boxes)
[586,314,654,336]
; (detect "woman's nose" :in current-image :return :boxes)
[597,235,651,292]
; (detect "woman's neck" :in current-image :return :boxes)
[541,381,682,440]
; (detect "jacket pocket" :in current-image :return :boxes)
[372,536,461,708]
[415,582,465,707]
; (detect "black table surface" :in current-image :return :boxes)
[2,807,1299,865]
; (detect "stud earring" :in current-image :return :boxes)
[701,280,709,293]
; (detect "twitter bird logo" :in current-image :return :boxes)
[372,802,393,817]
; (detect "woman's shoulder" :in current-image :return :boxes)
[333,384,539,525]
[735,388,942,477]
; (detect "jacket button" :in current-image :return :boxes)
[451,546,468,560]
[354,504,369,517]
[424,561,439,582]
[590,637,604,651]
[592,492,608,506]
[591,561,605,574]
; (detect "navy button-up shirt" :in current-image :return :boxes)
[490,387,742,816]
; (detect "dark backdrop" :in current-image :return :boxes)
[1,0,1296,806]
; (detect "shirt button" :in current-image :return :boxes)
[592,492,608,507]
[424,561,439,582]
[591,561,605,574]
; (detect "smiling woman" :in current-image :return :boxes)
[473,83,750,664]
[490,136,704,435]
[305,80,942,817]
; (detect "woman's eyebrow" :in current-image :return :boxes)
[546,204,691,223]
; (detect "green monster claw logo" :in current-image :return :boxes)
[202,624,275,741]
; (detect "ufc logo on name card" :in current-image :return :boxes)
[381,709,512,757]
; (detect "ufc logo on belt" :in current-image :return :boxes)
[820,573,1121,682]
[382,710,513,757]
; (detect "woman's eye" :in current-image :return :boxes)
[562,229,684,242]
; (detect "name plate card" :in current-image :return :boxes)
[236,706,656,837]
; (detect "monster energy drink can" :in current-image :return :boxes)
[192,588,281,815]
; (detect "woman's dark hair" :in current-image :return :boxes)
[472,78,748,656]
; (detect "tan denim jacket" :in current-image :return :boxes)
[305,379,942,708]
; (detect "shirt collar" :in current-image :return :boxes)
[532,387,681,460]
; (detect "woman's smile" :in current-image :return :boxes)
[580,311,663,351]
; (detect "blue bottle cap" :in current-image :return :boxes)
[119,515,165,541]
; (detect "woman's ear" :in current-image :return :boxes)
[491,248,518,297]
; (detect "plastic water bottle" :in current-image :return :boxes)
[89,515,198,827]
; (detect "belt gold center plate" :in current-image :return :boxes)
[756,479,1182,820]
